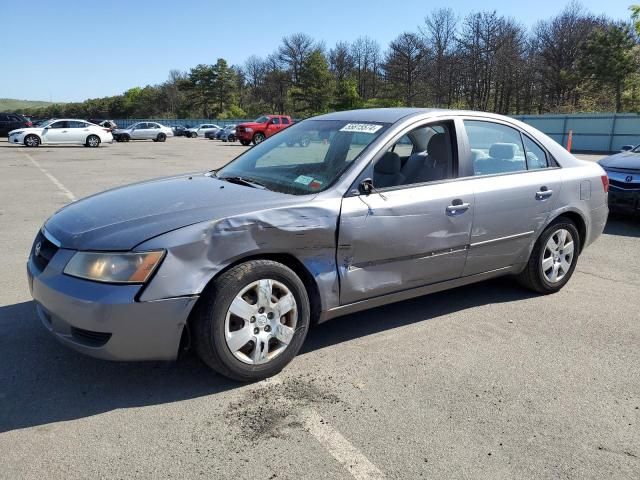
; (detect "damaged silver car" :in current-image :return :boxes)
[27,108,609,381]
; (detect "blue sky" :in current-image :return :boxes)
[2,0,631,102]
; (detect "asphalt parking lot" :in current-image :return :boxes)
[0,137,638,479]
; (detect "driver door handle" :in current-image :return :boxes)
[446,200,471,216]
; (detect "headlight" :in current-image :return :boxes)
[245,127,253,133]
[9,130,22,136]
[64,250,165,283]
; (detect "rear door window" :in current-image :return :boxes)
[463,120,527,176]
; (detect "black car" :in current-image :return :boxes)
[0,113,32,136]
[599,147,640,214]
[172,125,190,137]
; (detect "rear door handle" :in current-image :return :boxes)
[536,187,553,200]
[446,201,471,216]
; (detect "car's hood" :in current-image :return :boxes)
[238,122,264,129]
[45,173,300,251]
[9,127,43,135]
[599,151,640,170]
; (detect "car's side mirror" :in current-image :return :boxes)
[620,145,634,152]
[359,178,374,195]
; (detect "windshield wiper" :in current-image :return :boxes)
[218,175,267,189]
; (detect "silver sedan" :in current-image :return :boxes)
[27,108,608,381]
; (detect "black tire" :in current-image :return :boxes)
[192,260,310,381]
[240,140,251,146]
[517,217,581,294]
[24,134,40,147]
[157,133,166,142]
[252,132,265,145]
[190,132,197,138]
[122,134,130,142]
[86,135,100,147]
[300,136,311,147]
[228,135,235,142]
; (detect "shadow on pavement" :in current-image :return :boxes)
[604,215,640,238]
[0,277,534,433]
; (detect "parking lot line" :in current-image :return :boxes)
[21,152,76,202]
[302,408,386,480]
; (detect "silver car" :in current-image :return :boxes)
[27,109,608,381]
[113,122,173,142]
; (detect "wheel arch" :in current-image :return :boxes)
[546,209,587,254]
[190,252,322,324]
[23,133,42,145]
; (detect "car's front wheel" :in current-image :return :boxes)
[252,132,265,145]
[156,133,166,142]
[193,260,310,381]
[24,134,40,147]
[517,217,580,294]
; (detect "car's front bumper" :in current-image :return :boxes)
[608,186,640,214]
[27,245,198,362]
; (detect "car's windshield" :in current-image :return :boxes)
[216,119,389,195]
[254,116,270,123]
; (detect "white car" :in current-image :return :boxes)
[113,122,173,142]
[185,123,221,138]
[8,119,113,147]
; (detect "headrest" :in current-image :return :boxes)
[375,151,401,174]
[427,133,448,159]
[489,143,517,160]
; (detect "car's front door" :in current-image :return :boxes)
[459,118,562,276]
[266,118,280,138]
[130,123,148,139]
[337,120,475,305]
[42,121,70,143]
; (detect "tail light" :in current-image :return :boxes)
[26,121,33,127]
[600,175,609,193]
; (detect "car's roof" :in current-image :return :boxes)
[313,108,525,124]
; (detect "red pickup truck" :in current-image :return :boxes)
[236,114,293,146]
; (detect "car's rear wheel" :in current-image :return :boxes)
[228,135,235,142]
[193,260,310,381]
[86,135,100,147]
[157,133,166,142]
[252,132,265,145]
[517,218,580,294]
[24,135,40,147]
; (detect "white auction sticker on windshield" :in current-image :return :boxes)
[294,175,314,185]
[339,123,383,134]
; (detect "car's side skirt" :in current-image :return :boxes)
[319,265,518,323]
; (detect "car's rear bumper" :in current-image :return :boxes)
[27,249,198,362]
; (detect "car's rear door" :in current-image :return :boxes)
[338,118,474,305]
[0,114,9,136]
[458,118,562,276]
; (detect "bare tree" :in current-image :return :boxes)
[421,8,458,107]
[278,33,315,85]
[383,33,429,106]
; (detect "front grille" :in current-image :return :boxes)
[609,179,640,191]
[70,327,112,347]
[30,230,59,272]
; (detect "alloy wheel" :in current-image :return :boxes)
[541,228,575,283]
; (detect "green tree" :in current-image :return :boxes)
[187,64,216,117]
[631,5,640,36]
[293,49,335,115]
[211,58,237,116]
[579,23,637,112]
